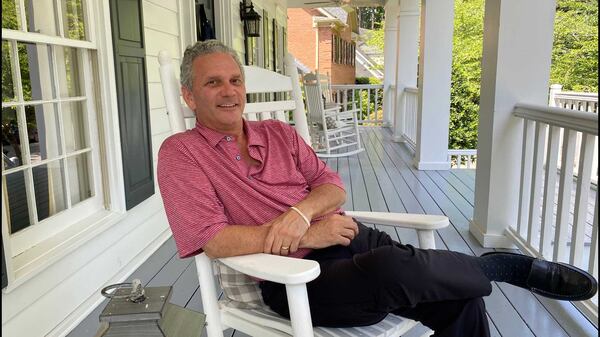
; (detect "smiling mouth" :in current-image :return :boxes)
[217,103,238,108]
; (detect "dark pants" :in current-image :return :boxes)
[260,222,493,337]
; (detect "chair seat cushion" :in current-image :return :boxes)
[221,303,420,337]
[214,260,264,308]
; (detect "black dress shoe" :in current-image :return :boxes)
[480,252,598,301]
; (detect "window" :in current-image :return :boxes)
[2,1,105,270]
[262,10,272,70]
[195,0,216,41]
[272,19,278,73]
[333,35,340,64]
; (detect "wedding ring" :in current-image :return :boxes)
[281,246,289,250]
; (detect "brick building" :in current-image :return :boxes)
[287,7,358,84]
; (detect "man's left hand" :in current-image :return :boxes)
[263,208,311,256]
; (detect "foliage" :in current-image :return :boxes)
[450,0,598,148]
[355,77,382,85]
[449,0,485,150]
[357,7,385,30]
[551,0,598,91]
[364,23,385,50]
[2,0,86,161]
[345,77,383,124]
[363,0,597,149]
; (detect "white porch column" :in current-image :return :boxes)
[382,1,400,128]
[470,0,556,248]
[284,53,311,145]
[391,0,419,142]
[413,0,454,170]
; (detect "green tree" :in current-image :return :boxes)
[449,0,484,150]
[364,0,597,149]
[357,7,385,30]
[551,0,598,91]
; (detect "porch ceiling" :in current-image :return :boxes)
[286,0,384,8]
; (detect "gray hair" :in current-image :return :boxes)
[180,40,244,90]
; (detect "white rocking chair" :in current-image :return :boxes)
[158,50,447,337]
[302,72,364,158]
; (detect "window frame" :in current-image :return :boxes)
[2,37,104,256]
[1,0,128,291]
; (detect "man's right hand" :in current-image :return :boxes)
[299,214,359,249]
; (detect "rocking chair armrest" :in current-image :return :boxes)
[324,109,357,118]
[218,253,320,285]
[324,107,360,117]
[323,106,342,115]
[342,107,361,115]
[344,211,449,230]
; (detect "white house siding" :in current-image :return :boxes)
[1,1,291,336]
[1,1,183,337]
[228,0,289,64]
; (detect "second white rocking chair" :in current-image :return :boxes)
[302,72,365,158]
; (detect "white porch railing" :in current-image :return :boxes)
[331,84,384,125]
[508,103,598,323]
[550,84,599,113]
[401,87,419,149]
[549,85,599,186]
[447,149,477,169]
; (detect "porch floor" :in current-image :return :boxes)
[69,127,598,337]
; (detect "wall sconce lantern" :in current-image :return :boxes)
[240,0,261,37]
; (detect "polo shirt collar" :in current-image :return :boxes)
[194,119,266,148]
[245,120,266,148]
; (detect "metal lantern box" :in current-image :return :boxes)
[94,280,205,337]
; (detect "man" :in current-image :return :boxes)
[158,40,597,337]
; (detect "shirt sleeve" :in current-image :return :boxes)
[157,135,229,258]
[281,122,345,192]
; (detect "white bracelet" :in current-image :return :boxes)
[290,206,311,227]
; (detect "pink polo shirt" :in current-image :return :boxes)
[157,119,345,258]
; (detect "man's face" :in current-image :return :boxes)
[182,52,246,133]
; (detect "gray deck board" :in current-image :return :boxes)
[338,157,354,210]
[357,149,389,212]
[367,128,487,256]
[348,154,371,211]
[70,127,598,337]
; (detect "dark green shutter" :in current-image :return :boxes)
[1,236,7,289]
[110,0,154,210]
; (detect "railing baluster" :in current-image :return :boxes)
[366,88,371,122]
[517,119,535,238]
[405,92,410,140]
[260,111,272,120]
[569,133,596,267]
[589,192,598,277]
[540,125,561,259]
[359,89,363,123]
[275,110,285,122]
[553,128,577,263]
[351,89,355,118]
[408,96,414,140]
[374,87,379,124]
[527,122,548,248]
